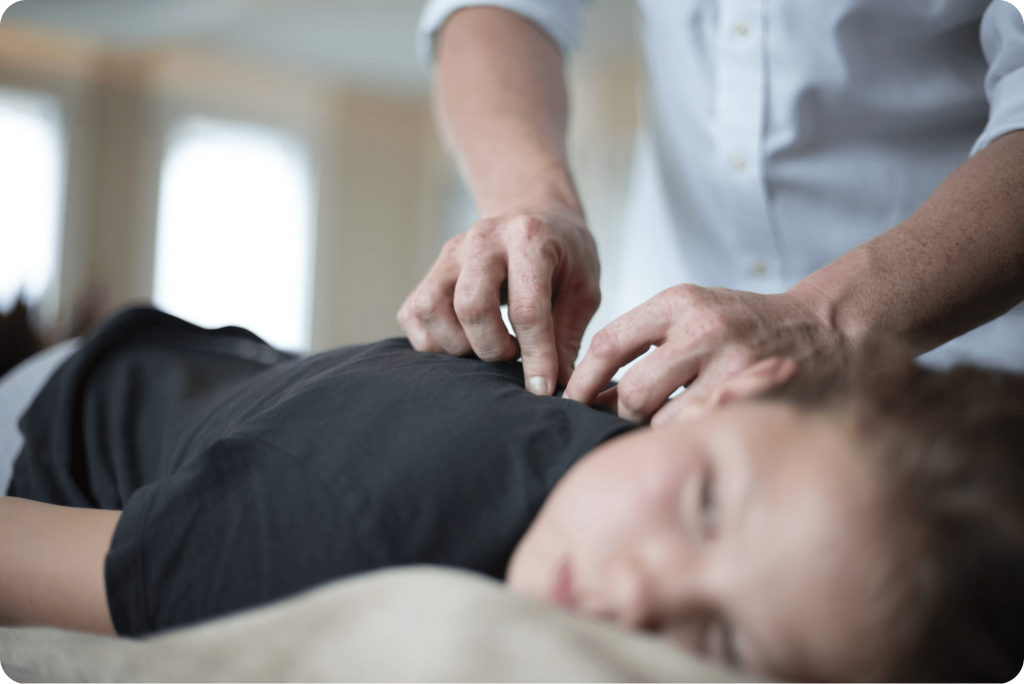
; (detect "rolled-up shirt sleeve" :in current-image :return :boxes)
[971,0,1024,155]
[416,0,589,68]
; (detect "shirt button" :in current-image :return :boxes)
[750,260,768,277]
[732,21,749,38]
[731,155,747,172]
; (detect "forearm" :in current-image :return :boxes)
[0,497,119,635]
[434,7,583,218]
[792,130,1024,355]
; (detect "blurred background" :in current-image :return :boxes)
[0,0,641,356]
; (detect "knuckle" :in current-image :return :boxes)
[508,301,547,329]
[705,310,731,335]
[668,282,700,299]
[453,289,492,324]
[472,216,500,230]
[646,291,676,320]
[396,305,411,327]
[466,229,506,262]
[475,344,508,363]
[440,234,464,257]
[468,218,500,241]
[510,216,560,250]
[578,283,602,311]
[615,379,647,414]
[510,214,540,232]
[411,285,447,321]
[536,237,564,264]
[660,283,698,314]
[556,277,601,316]
[589,329,620,361]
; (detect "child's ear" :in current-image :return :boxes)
[709,357,799,407]
[671,357,799,424]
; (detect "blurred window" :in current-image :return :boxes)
[0,88,65,317]
[153,116,316,352]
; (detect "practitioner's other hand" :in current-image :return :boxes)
[398,206,601,396]
[564,285,846,425]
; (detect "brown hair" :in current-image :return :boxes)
[766,343,1024,682]
[0,288,104,380]
[0,298,44,378]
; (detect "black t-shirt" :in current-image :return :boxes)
[9,308,633,637]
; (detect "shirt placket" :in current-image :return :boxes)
[712,0,783,293]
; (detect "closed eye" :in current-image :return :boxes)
[699,466,717,536]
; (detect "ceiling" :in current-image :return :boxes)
[3,0,637,93]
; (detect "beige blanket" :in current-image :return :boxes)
[0,566,740,682]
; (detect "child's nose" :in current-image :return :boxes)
[600,535,707,633]
[603,558,659,630]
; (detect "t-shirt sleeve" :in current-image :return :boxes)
[970,1,1024,155]
[104,434,383,636]
[415,0,589,68]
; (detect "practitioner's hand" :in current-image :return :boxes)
[397,206,601,395]
[563,284,847,425]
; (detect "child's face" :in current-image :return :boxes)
[507,400,897,681]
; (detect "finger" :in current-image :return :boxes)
[409,258,473,356]
[453,250,519,362]
[612,343,705,423]
[589,385,618,413]
[397,295,444,353]
[563,303,673,405]
[552,281,601,387]
[649,351,762,427]
[506,250,559,395]
[652,356,750,425]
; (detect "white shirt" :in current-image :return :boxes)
[417,0,1024,371]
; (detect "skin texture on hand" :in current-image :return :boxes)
[564,286,841,426]
[795,129,1024,354]
[414,6,1023,408]
[398,7,600,394]
[566,130,1024,425]
[398,207,600,393]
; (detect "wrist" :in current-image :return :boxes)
[787,265,873,360]
[474,156,584,222]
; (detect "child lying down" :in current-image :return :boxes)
[0,307,1021,682]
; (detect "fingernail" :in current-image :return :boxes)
[528,376,550,396]
[621,411,644,425]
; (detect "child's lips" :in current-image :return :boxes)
[551,555,575,606]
